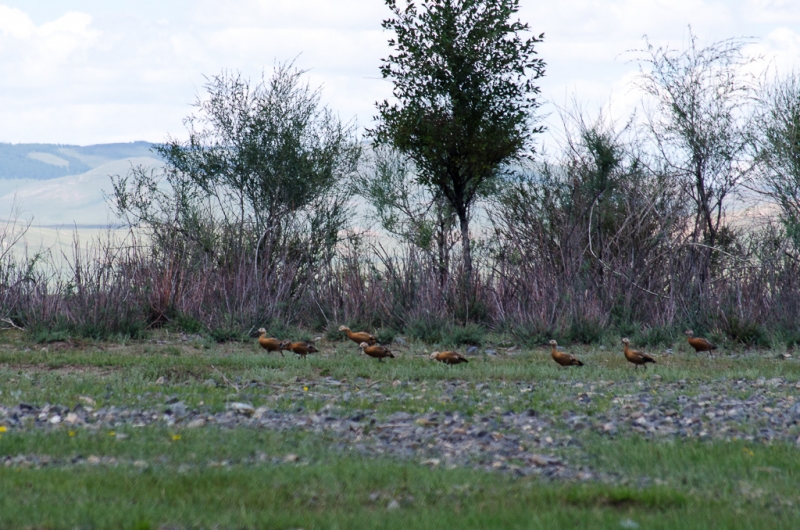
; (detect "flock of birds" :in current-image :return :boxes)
[256,326,718,368]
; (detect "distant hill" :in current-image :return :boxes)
[0,141,159,180]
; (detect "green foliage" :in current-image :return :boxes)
[723,316,770,347]
[446,323,485,346]
[375,327,398,345]
[566,317,605,344]
[373,0,546,279]
[632,326,675,347]
[172,313,203,334]
[754,72,800,253]
[207,325,250,343]
[27,317,148,343]
[634,32,756,281]
[510,322,556,347]
[405,317,447,344]
[111,62,360,275]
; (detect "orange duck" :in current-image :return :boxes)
[549,340,584,367]
[430,351,469,365]
[339,326,377,346]
[257,328,286,357]
[283,340,318,358]
[685,330,718,354]
[359,342,394,362]
[621,338,656,369]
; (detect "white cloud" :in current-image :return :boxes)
[0,5,34,38]
[0,1,797,145]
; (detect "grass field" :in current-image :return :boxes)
[0,330,798,528]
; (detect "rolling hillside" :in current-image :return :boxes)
[0,142,158,180]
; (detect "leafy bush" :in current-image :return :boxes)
[510,322,556,347]
[446,323,485,346]
[723,317,770,347]
[567,318,605,344]
[405,318,446,344]
[633,326,675,347]
[173,313,203,334]
[375,327,397,345]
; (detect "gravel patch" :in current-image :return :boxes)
[1,376,798,479]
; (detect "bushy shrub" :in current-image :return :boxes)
[446,323,485,346]
[405,317,446,343]
[723,317,770,347]
[375,327,397,345]
[633,326,675,347]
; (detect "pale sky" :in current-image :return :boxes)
[0,0,799,146]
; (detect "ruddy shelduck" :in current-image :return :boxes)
[359,342,394,361]
[549,340,584,367]
[430,351,469,365]
[338,326,377,346]
[621,338,656,369]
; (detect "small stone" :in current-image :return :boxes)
[78,396,96,406]
[65,413,82,425]
[186,418,206,428]
[227,403,255,416]
[466,346,478,355]
[166,402,187,417]
[393,337,407,346]
[620,519,640,529]
[49,415,62,424]
[485,349,497,356]
[155,376,167,385]
[779,353,792,360]
[529,454,551,467]
[422,458,440,467]
[87,455,101,465]
[133,460,148,469]
[203,379,217,388]
[284,454,299,463]
[387,499,400,511]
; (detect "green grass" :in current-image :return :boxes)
[0,428,797,528]
[0,331,799,527]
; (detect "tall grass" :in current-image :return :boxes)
[0,212,796,346]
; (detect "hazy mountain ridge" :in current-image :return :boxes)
[0,141,159,180]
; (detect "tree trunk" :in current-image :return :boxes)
[458,211,472,286]
[436,212,449,289]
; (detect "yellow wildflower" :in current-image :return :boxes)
[172,434,181,441]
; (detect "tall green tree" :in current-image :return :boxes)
[112,63,360,271]
[372,0,545,284]
[752,71,800,257]
[634,31,757,283]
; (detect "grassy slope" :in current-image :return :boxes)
[0,332,798,528]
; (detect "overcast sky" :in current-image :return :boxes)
[0,0,798,146]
